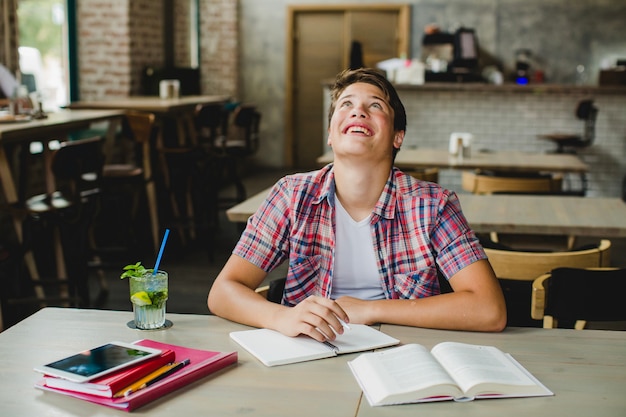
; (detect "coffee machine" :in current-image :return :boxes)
[421,27,481,82]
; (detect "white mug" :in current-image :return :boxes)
[159,79,180,99]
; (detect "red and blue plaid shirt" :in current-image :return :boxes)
[234,164,486,306]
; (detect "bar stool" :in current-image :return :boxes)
[214,104,262,204]
[155,113,203,249]
[538,99,598,154]
[537,99,597,195]
[96,112,160,256]
[11,136,105,308]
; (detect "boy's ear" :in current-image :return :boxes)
[393,130,405,149]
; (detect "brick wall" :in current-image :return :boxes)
[0,0,19,74]
[128,0,164,94]
[77,0,238,100]
[198,0,239,97]
[77,0,133,99]
[173,0,191,66]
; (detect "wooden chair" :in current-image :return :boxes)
[8,136,105,310]
[405,167,439,183]
[255,277,286,304]
[531,267,626,329]
[484,239,611,327]
[461,170,563,195]
[195,102,229,151]
[97,111,160,255]
[463,169,571,250]
[214,104,261,204]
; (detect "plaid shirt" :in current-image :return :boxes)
[234,164,486,306]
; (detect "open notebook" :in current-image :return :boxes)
[230,324,399,367]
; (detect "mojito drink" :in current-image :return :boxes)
[129,270,168,329]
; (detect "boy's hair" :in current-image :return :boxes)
[328,67,407,133]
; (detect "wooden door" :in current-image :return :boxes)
[291,12,344,170]
[287,5,409,169]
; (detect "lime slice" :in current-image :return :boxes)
[131,291,152,306]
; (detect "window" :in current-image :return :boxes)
[17,0,69,111]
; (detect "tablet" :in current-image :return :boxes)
[34,341,162,383]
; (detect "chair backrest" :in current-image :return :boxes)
[531,267,626,329]
[462,170,563,194]
[485,239,611,282]
[125,111,156,145]
[576,99,598,146]
[52,136,105,199]
[486,239,611,327]
[255,277,286,304]
[227,104,261,154]
[124,111,157,181]
[195,103,228,146]
[405,168,439,183]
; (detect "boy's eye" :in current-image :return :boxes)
[340,100,352,107]
[371,102,382,109]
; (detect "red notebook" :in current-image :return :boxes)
[42,348,176,397]
[35,339,238,411]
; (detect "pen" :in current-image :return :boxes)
[114,359,191,398]
[338,318,351,331]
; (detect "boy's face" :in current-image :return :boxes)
[328,82,403,162]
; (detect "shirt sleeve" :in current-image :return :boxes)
[233,179,292,272]
[431,190,486,280]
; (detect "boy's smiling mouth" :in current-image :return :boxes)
[343,124,372,135]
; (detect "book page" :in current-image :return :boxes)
[431,342,548,397]
[230,329,334,366]
[330,324,400,354]
[348,344,463,406]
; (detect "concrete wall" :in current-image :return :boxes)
[239,0,626,175]
[393,86,626,198]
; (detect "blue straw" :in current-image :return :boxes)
[153,229,170,275]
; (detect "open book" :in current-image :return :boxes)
[230,324,399,367]
[348,342,553,406]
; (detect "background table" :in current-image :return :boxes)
[69,95,230,146]
[1,308,624,416]
[457,194,626,238]
[317,148,589,174]
[226,187,626,238]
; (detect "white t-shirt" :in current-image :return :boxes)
[331,196,385,300]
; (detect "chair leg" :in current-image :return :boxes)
[145,180,161,254]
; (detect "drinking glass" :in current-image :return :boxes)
[129,270,168,330]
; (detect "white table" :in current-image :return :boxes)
[1,308,624,416]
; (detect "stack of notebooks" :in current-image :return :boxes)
[35,339,238,411]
